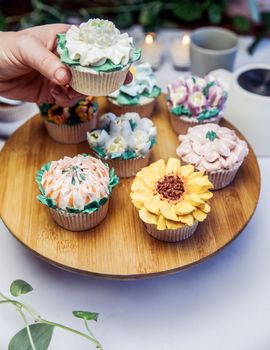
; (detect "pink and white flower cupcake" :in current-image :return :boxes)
[36,154,118,231]
[167,75,227,134]
[176,123,249,190]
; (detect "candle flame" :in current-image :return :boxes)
[182,34,190,46]
[145,33,154,45]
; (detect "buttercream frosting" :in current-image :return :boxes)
[109,63,161,105]
[176,123,248,172]
[40,155,110,210]
[167,75,227,121]
[87,112,156,159]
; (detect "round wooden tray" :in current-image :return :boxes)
[0,96,260,279]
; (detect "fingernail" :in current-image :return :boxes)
[54,67,68,83]
[51,86,62,96]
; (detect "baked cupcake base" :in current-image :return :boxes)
[206,162,242,190]
[145,221,199,242]
[70,65,130,96]
[170,113,221,135]
[44,116,96,144]
[49,201,109,231]
[107,98,155,118]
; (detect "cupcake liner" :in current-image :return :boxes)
[0,102,38,122]
[44,116,96,144]
[70,65,130,96]
[105,152,152,178]
[170,112,221,135]
[206,161,243,190]
[107,98,155,118]
[49,200,109,231]
[145,221,199,242]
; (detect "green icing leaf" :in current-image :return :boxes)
[116,92,139,106]
[35,157,119,214]
[205,130,217,141]
[92,146,106,158]
[203,82,215,98]
[57,33,141,72]
[143,86,161,99]
[197,108,219,121]
[171,105,192,117]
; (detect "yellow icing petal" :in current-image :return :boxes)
[160,201,179,221]
[178,214,194,226]
[179,164,194,178]
[144,195,161,215]
[131,178,153,193]
[136,173,156,190]
[193,209,207,222]
[131,192,152,209]
[187,171,205,180]
[199,191,213,200]
[199,202,211,213]
[166,219,184,230]
[157,215,166,230]
[139,208,158,225]
[187,176,212,187]
[149,159,166,178]
[184,193,205,206]
[175,200,195,215]
[165,158,181,175]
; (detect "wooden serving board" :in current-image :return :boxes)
[0,96,260,279]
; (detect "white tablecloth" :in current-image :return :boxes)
[1,30,270,350]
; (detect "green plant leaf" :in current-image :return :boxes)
[8,324,54,350]
[10,280,33,297]
[208,3,222,24]
[173,1,203,22]
[0,10,6,31]
[232,15,251,33]
[72,311,99,322]
[261,12,270,29]
[139,2,162,31]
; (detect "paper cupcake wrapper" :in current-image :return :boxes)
[107,98,155,118]
[44,116,96,144]
[70,66,130,96]
[206,161,243,190]
[170,113,221,135]
[103,152,151,178]
[0,103,38,122]
[49,200,109,231]
[145,221,199,242]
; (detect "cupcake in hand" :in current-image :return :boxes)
[167,75,227,134]
[176,123,249,190]
[87,112,156,178]
[36,154,118,231]
[107,63,161,117]
[130,158,213,242]
[57,18,141,96]
[40,97,97,144]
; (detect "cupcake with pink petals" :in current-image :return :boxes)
[167,75,227,134]
[176,123,248,190]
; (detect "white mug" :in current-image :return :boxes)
[210,64,270,157]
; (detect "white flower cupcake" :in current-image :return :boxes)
[36,154,118,231]
[57,18,141,96]
[107,63,161,117]
[87,112,156,178]
[167,75,227,134]
[176,123,249,190]
[40,97,97,144]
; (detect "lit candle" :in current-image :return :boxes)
[170,33,190,69]
[140,32,163,70]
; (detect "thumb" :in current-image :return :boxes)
[17,33,71,85]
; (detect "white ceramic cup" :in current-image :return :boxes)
[210,64,270,156]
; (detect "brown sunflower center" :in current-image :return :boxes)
[155,175,185,202]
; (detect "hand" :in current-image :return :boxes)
[0,24,133,106]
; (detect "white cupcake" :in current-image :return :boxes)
[36,154,118,231]
[87,112,156,178]
[176,123,249,190]
[57,19,141,96]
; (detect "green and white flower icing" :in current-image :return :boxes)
[36,154,118,213]
[57,18,141,72]
[108,63,161,105]
[87,112,157,160]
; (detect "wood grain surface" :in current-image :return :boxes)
[0,96,261,279]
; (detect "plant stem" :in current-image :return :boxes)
[17,307,37,350]
[84,320,103,350]
[40,318,101,348]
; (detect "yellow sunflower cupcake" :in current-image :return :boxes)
[130,158,213,242]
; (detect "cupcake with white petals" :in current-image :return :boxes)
[36,154,118,231]
[176,123,249,189]
[87,112,156,177]
[107,63,161,117]
[57,18,141,96]
[167,75,227,134]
